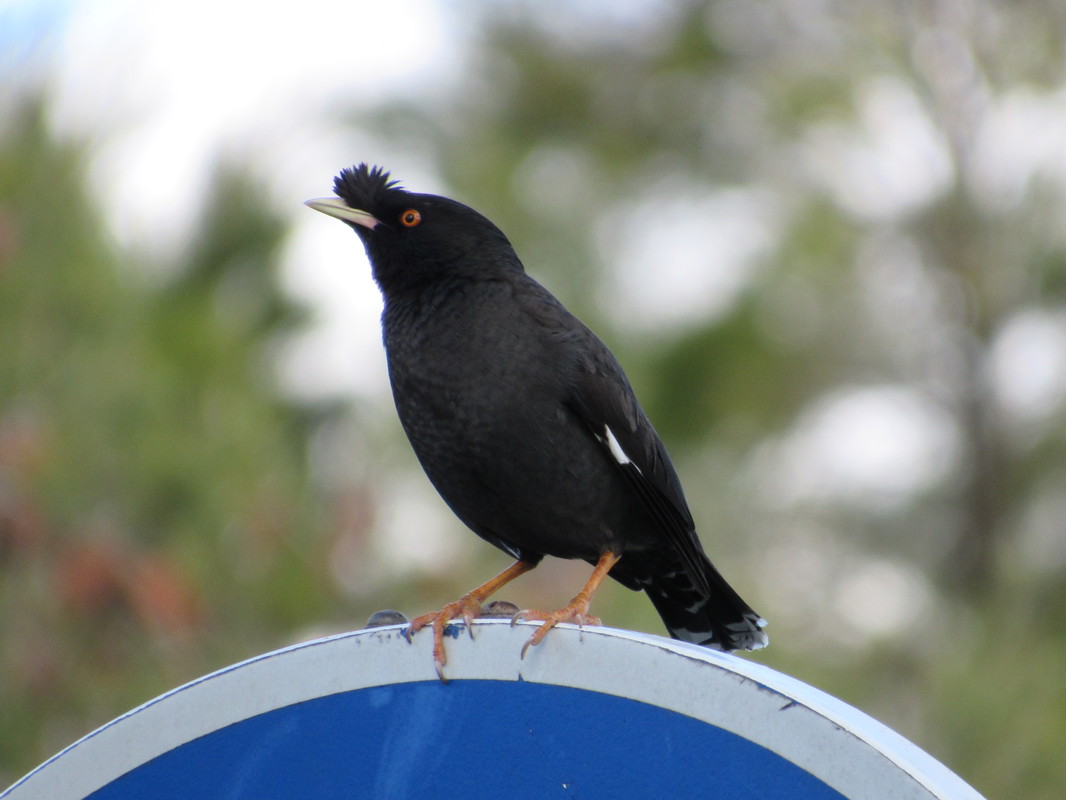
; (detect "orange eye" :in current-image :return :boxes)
[400,209,422,227]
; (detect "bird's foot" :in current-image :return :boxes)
[405,593,486,682]
[511,603,602,659]
[403,560,540,682]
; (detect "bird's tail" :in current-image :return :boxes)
[626,550,768,652]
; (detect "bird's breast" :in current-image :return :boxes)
[386,296,569,510]
[383,284,570,427]
[379,283,648,560]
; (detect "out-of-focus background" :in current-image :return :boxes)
[2,1,1065,795]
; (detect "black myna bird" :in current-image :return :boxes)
[307,165,767,679]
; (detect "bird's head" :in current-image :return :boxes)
[305,164,520,295]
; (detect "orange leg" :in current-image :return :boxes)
[406,559,537,681]
[513,551,622,659]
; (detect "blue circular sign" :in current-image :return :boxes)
[2,621,983,800]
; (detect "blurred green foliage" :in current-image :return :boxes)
[3,2,1066,798]
[0,102,338,774]
[357,3,1066,796]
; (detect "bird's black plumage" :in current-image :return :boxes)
[309,163,767,652]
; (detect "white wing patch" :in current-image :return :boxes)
[604,425,642,474]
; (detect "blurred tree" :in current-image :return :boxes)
[0,101,347,780]
[341,1,1066,797]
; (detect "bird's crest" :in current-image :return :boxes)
[333,163,405,211]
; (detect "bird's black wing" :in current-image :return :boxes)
[565,340,713,596]
[513,277,712,594]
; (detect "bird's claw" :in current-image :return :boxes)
[461,607,478,639]
[405,593,487,681]
[433,655,448,684]
[403,611,433,644]
[511,607,601,659]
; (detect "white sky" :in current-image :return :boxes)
[21,0,462,399]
